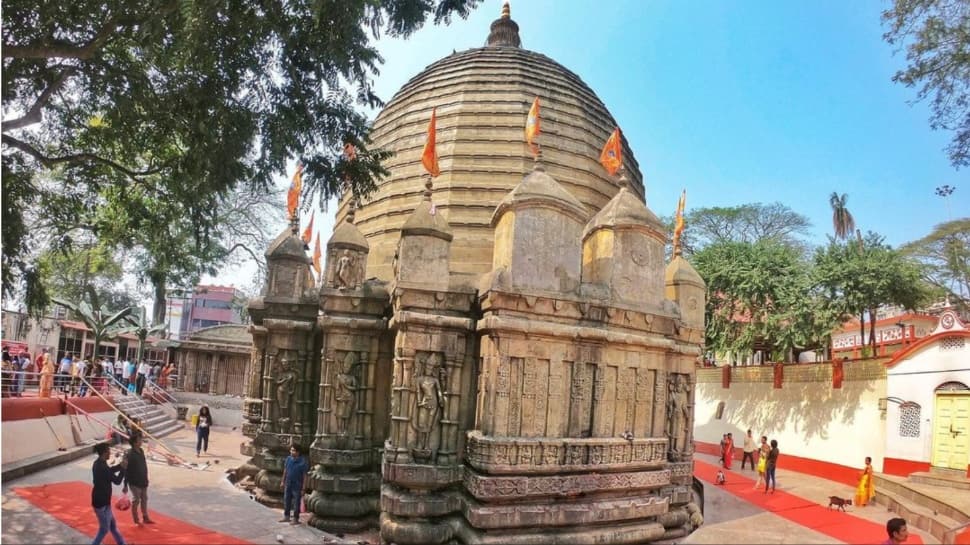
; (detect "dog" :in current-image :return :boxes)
[715,470,726,485]
[828,496,852,511]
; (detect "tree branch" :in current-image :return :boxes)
[1,134,166,181]
[1,69,74,132]
[226,243,266,270]
[3,18,121,60]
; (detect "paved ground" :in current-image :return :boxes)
[1,429,939,545]
[1,426,369,545]
[682,453,939,544]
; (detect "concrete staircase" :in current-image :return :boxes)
[111,395,184,439]
[873,471,970,544]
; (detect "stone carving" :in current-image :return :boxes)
[411,352,446,459]
[466,433,667,474]
[334,351,361,436]
[276,357,297,424]
[335,250,356,289]
[667,374,690,460]
[464,469,671,500]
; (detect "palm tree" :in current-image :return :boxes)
[52,297,134,359]
[829,192,856,240]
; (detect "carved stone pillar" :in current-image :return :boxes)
[241,225,320,506]
[306,280,391,532]
[379,285,478,545]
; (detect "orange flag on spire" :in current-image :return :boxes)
[525,97,540,156]
[286,163,303,219]
[673,189,686,253]
[301,210,315,244]
[599,128,623,176]
[312,233,322,276]
[421,108,440,177]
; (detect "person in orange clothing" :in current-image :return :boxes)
[723,432,734,469]
[855,456,876,506]
[39,353,55,398]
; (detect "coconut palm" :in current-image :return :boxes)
[829,192,856,240]
[52,297,134,359]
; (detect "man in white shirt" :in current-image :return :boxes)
[74,358,88,396]
[57,354,73,392]
[741,429,757,470]
[121,358,133,395]
[136,360,150,395]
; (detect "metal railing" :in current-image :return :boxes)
[0,370,113,398]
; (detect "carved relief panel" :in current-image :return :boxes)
[665,373,693,461]
[326,248,366,290]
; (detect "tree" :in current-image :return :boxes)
[1,0,480,304]
[900,217,970,309]
[691,239,830,362]
[883,0,970,168]
[814,232,931,354]
[51,296,133,359]
[36,241,141,313]
[829,192,856,240]
[663,202,812,257]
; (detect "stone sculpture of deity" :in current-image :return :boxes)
[411,352,446,453]
[335,250,355,289]
[667,374,690,459]
[276,357,297,425]
[334,351,359,436]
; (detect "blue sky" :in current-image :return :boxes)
[368,0,968,247]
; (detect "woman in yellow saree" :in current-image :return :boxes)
[855,456,875,506]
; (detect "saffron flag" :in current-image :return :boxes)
[286,163,303,219]
[421,108,440,177]
[599,128,623,176]
[673,189,686,250]
[312,233,322,276]
[525,97,540,156]
[301,210,315,244]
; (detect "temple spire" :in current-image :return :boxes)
[486,1,521,47]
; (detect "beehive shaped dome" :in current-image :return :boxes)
[338,4,645,282]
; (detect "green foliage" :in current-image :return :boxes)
[883,0,970,167]
[1,0,481,307]
[118,307,167,362]
[36,242,140,312]
[662,202,812,257]
[900,217,970,309]
[691,239,834,360]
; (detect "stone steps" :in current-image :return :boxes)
[910,471,970,491]
[111,396,183,439]
[873,474,970,544]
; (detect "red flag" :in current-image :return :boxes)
[286,163,303,219]
[599,128,623,176]
[301,210,315,244]
[312,233,322,276]
[421,108,440,177]
[525,97,540,156]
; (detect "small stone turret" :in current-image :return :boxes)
[582,173,666,307]
[394,179,453,290]
[489,161,587,294]
[665,255,705,331]
[326,203,369,291]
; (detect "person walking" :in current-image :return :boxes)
[123,434,153,525]
[196,405,213,457]
[279,444,310,525]
[741,429,757,470]
[57,353,73,392]
[91,442,128,545]
[75,357,89,397]
[122,358,134,394]
[753,435,769,489]
[724,432,735,469]
[764,439,779,494]
[855,456,876,507]
[719,434,727,467]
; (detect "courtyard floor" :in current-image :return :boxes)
[0,427,938,545]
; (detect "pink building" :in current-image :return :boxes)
[182,285,243,334]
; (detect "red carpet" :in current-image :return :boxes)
[695,460,923,544]
[14,481,252,544]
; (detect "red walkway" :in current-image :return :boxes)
[695,460,923,545]
[14,481,252,545]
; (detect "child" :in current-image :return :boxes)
[715,469,727,485]
[279,444,309,525]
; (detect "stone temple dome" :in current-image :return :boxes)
[338,3,646,282]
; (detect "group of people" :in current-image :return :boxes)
[1,346,176,399]
[720,430,780,493]
[90,425,153,545]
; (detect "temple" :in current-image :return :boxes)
[237,3,706,543]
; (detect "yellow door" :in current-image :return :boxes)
[932,394,970,471]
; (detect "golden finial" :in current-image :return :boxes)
[672,189,686,257]
[501,1,510,18]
